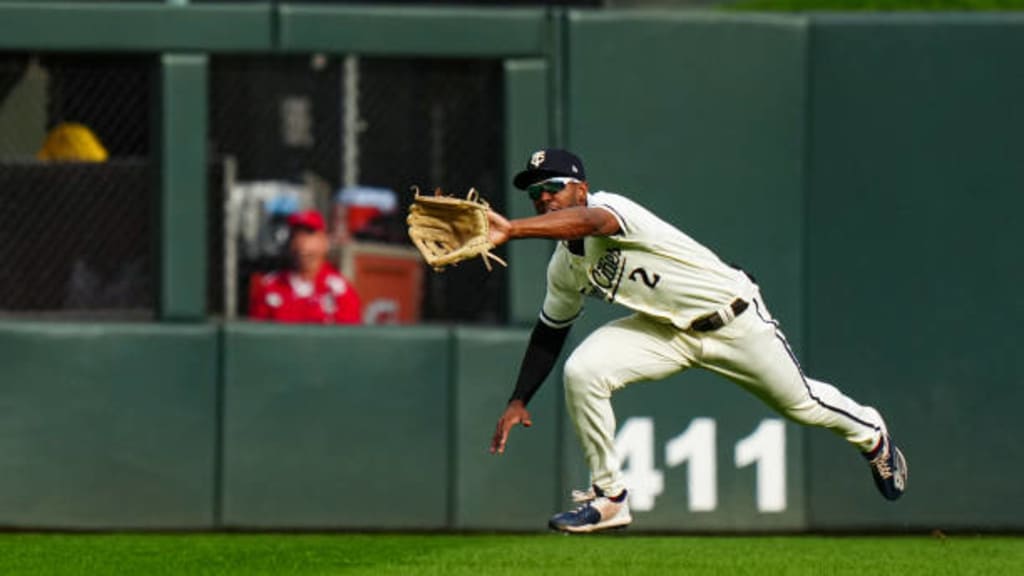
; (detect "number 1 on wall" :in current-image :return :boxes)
[665,418,717,511]
[734,419,786,512]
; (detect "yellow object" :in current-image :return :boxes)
[37,122,109,162]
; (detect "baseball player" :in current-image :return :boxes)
[487,149,907,533]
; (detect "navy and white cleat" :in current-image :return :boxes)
[549,487,632,533]
[866,433,908,500]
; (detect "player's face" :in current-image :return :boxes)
[528,180,587,214]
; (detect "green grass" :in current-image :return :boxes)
[1,533,1022,575]
[727,0,1024,10]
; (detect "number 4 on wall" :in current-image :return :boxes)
[615,417,787,513]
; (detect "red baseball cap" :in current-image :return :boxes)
[286,209,326,232]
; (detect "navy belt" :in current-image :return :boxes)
[690,298,749,332]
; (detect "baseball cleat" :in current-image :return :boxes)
[865,434,908,500]
[549,487,632,533]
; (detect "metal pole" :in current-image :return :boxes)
[342,55,361,188]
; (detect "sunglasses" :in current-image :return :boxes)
[526,179,574,201]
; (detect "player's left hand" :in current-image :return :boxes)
[406,186,507,271]
[489,400,532,455]
[487,209,511,247]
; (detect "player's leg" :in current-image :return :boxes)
[700,294,907,499]
[563,313,697,494]
[553,313,698,532]
[700,296,880,446]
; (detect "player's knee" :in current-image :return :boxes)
[563,353,611,399]
[782,400,826,426]
[562,354,590,393]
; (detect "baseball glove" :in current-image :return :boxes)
[407,186,507,272]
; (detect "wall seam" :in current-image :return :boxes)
[446,327,459,529]
[799,14,816,532]
[213,323,226,528]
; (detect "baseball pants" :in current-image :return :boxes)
[563,292,885,496]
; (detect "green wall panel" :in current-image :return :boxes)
[157,54,208,321]
[803,17,1024,530]
[451,328,560,530]
[221,323,451,529]
[278,5,548,56]
[566,11,808,351]
[0,2,273,52]
[0,322,217,529]
[505,59,557,326]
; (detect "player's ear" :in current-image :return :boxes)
[575,181,588,202]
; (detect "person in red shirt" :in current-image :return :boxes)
[248,209,362,324]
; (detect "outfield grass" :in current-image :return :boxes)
[1,533,1022,575]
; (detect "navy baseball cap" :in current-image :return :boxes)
[513,149,587,190]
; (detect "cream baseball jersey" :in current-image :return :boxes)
[540,191,756,330]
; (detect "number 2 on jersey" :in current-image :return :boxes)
[628,267,661,289]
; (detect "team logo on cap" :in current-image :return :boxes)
[530,151,546,168]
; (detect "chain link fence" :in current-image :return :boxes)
[0,53,154,320]
[210,55,507,324]
[1,50,510,324]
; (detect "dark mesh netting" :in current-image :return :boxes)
[0,54,154,319]
[358,57,507,324]
[209,55,506,324]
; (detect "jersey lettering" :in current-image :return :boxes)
[589,248,624,292]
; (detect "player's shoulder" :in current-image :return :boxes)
[589,190,648,212]
[588,190,652,236]
[589,190,625,202]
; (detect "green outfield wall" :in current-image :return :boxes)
[565,10,808,352]
[0,323,218,529]
[800,15,1024,531]
[564,10,1024,532]
[1,3,1023,532]
[220,324,453,529]
[450,327,562,530]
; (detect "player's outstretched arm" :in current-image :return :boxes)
[488,207,619,245]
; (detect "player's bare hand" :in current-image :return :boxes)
[490,400,532,455]
[488,210,511,247]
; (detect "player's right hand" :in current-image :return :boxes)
[489,400,532,455]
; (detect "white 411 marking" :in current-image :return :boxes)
[614,417,786,513]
